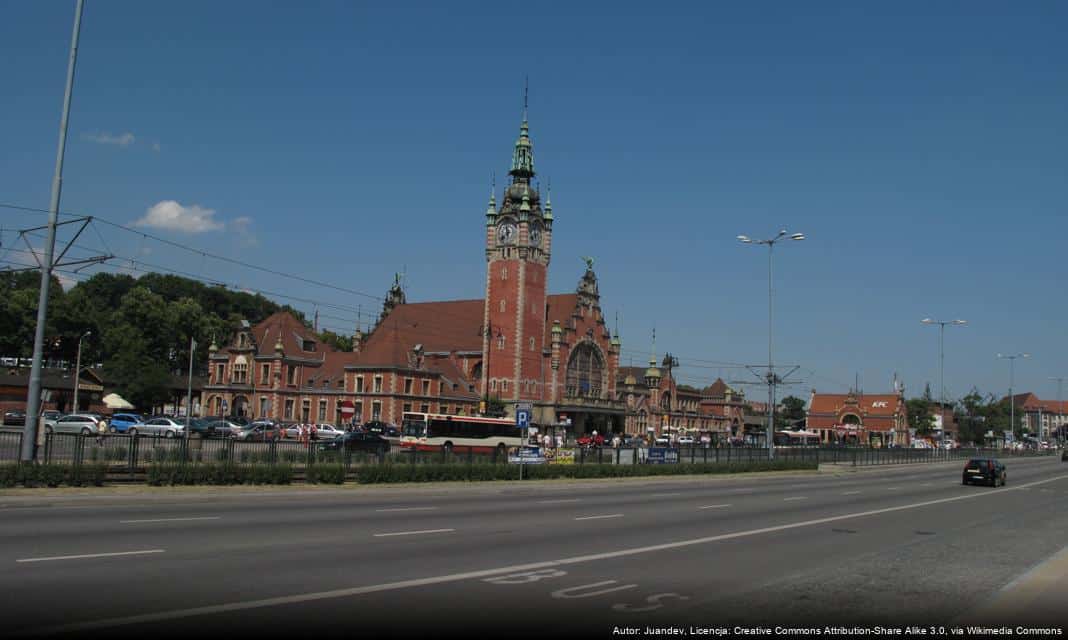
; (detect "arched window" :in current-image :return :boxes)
[565,343,604,398]
[529,337,535,351]
[497,335,505,350]
[661,391,671,411]
[501,266,508,280]
[499,299,506,313]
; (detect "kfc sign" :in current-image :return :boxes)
[872,401,889,408]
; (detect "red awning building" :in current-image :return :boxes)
[806,390,909,447]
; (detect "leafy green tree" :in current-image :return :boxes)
[778,395,807,429]
[318,330,353,353]
[907,397,935,435]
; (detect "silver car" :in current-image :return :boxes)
[129,417,186,438]
[49,413,107,435]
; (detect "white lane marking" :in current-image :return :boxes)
[887,487,901,490]
[21,473,1068,637]
[699,504,732,510]
[648,493,682,498]
[574,514,623,521]
[372,528,454,537]
[842,491,862,495]
[16,549,165,563]
[921,483,933,487]
[120,517,221,524]
[536,499,581,504]
[783,497,807,501]
[375,507,438,513]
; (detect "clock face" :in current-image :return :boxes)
[497,222,517,245]
[529,223,542,246]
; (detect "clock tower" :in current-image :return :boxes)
[482,103,553,405]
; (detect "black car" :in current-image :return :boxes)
[962,458,1006,487]
[362,420,391,436]
[321,431,390,453]
[3,409,26,426]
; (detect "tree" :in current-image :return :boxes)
[318,330,353,353]
[778,395,806,429]
[907,397,935,435]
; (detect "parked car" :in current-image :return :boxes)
[41,410,62,429]
[678,435,695,445]
[3,409,26,426]
[654,435,671,446]
[962,458,1006,487]
[320,431,390,453]
[107,413,144,433]
[362,420,392,436]
[234,422,282,441]
[205,419,245,438]
[284,423,342,440]
[129,417,186,438]
[48,413,107,435]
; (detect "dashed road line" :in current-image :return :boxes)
[842,491,862,495]
[375,507,438,513]
[699,504,732,510]
[373,528,454,537]
[783,497,807,502]
[120,517,221,524]
[17,549,165,563]
[574,514,623,521]
[537,499,581,504]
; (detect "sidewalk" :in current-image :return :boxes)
[953,545,1068,627]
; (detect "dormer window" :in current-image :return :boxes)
[302,339,315,353]
[237,333,248,348]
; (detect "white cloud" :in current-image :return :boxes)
[134,200,225,233]
[82,131,136,147]
[151,142,161,153]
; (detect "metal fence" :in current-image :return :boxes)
[0,432,1057,478]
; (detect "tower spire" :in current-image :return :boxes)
[509,82,534,183]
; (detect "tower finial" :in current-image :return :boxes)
[523,75,529,121]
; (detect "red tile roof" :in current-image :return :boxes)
[808,393,903,417]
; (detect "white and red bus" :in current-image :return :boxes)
[400,412,522,454]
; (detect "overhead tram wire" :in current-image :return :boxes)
[0,202,384,303]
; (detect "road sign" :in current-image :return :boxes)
[221,400,229,413]
[516,409,531,428]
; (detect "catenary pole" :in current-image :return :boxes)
[23,0,86,462]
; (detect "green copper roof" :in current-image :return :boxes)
[509,119,535,182]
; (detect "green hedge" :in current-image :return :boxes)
[355,459,816,484]
[0,463,108,488]
[146,462,292,486]
[305,463,346,484]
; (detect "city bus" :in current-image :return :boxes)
[400,412,522,455]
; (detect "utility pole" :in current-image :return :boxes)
[23,0,86,462]
[738,229,805,460]
[1049,377,1065,444]
[998,353,1029,445]
[921,318,966,441]
[72,330,90,412]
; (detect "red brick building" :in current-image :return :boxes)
[203,108,626,436]
[806,390,909,446]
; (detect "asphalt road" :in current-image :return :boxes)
[1,457,1066,638]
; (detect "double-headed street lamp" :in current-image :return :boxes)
[737,229,805,459]
[997,353,1029,443]
[921,318,966,440]
[72,330,91,412]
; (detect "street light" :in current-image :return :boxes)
[921,318,966,442]
[738,229,805,459]
[997,353,1029,444]
[1047,377,1065,444]
[72,331,91,412]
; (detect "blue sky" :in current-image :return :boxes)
[2,1,1066,402]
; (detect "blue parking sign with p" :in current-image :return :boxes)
[516,410,530,428]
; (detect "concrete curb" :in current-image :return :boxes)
[952,544,1068,626]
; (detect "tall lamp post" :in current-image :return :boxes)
[738,229,805,460]
[72,330,91,413]
[1048,377,1065,444]
[921,318,966,441]
[997,353,1029,444]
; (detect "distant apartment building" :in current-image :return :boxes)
[1006,393,1068,440]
